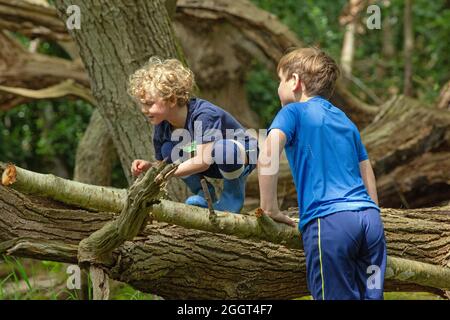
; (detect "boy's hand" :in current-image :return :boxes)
[265,210,297,228]
[131,159,152,176]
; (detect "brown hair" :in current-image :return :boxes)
[128,56,195,107]
[277,47,340,98]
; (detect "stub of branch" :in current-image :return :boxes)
[200,178,216,220]
[89,265,110,300]
[77,161,178,266]
[254,207,297,247]
[1,163,16,186]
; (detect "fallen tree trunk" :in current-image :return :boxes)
[1,163,450,299]
[0,0,70,42]
[0,30,89,111]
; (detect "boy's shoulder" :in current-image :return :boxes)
[305,96,339,111]
[189,97,234,121]
[302,96,350,120]
[189,97,218,114]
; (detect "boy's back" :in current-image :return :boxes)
[259,47,386,300]
[269,96,379,232]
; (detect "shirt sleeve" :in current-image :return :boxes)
[355,130,369,162]
[268,105,298,146]
[193,112,223,145]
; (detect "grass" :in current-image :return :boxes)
[0,256,160,300]
[109,281,159,300]
[0,256,81,300]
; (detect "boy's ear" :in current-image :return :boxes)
[291,73,302,92]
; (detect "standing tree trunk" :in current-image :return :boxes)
[376,0,395,81]
[340,0,364,81]
[54,0,187,200]
[74,110,117,186]
[403,0,414,97]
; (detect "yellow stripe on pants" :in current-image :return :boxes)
[318,218,325,300]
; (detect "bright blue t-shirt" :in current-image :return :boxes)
[268,96,379,233]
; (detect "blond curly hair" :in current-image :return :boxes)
[128,56,195,107]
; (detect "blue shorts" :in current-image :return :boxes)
[301,208,387,300]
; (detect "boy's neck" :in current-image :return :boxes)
[167,104,188,129]
[295,93,316,103]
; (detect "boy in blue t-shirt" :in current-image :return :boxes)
[258,47,387,300]
[128,57,257,213]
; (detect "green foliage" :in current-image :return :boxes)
[247,0,450,127]
[247,0,346,127]
[351,0,450,102]
[0,99,93,176]
[251,0,345,56]
[245,63,280,127]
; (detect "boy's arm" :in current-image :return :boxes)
[172,142,214,177]
[359,159,379,205]
[258,129,296,227]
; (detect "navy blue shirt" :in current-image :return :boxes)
[153,98,257,163]
[269,96,379,233]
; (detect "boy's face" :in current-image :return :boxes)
[139,93,173,125]
[277,69,298,106]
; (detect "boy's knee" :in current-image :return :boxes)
[212,140,246,179]
[212,139,245,165]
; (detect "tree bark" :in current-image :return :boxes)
[363,95,450,207]
[73,109,116,186]
[0,0,70,42]
[403,0,414,97]
[1,167,449,298]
